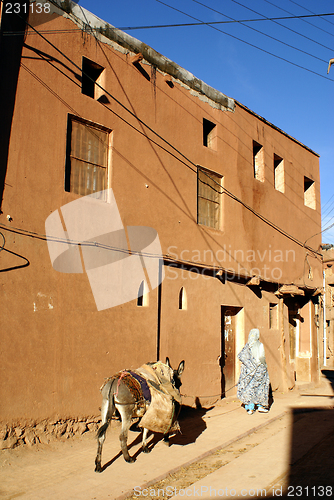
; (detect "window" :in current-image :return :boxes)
[65,116,109,199]
[179,287,187,310]
[253,141,264,182]
[203,119,217,149]
[304,176,316,210]
[274,154,284,193]
[137,281,149,307]
[269,303,278,329]
[81,57,104,99]
[288,308,299,361]
[197,167,222,230]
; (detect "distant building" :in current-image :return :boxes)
[321,245,334,367]
[0,0,323,435]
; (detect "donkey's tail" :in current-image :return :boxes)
[97,379,116,439]
[95,381,115,472]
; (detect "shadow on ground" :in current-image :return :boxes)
[99,402,210,472]
[266,369,334,499]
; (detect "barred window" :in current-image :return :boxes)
[65,116,109,200]
[197,167,222,229]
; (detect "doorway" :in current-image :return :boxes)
[221,306,242,397]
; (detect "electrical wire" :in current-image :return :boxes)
[116,12,334,31]
[228,0,334,51]
[321,194,334,213]
[190,0,331,64]
[153,0,333,81]
[11,8,324,262]
[304,221,334,248]
[192,0,334,53]
[0,220,321,290]
[0,232,5,252]
[322,203,334,222]
[262,0,334,39]
[289,0,334,30]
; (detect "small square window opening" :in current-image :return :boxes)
[253,141,265,182]
[274,154,285,193]
[82,57,104,99]
[269,303,278,329]
[304,176,316,210]
[203,119,217,149]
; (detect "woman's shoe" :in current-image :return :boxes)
[258,406,268,413]
[247,409,254,415]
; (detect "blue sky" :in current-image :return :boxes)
[78,0,334,244]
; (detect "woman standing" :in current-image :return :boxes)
[237,328,270,414]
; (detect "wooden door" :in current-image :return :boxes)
[221,307,240,397]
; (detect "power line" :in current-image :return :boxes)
[262,0,334,39]
[226,0,334,51]
[153,0,333,81]
[322,193,334,213]
[117,12,334,31]
[288,0,334,28]
[321,197,334,220]
[190,0,331,64]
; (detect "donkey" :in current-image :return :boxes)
[95,357,185,472]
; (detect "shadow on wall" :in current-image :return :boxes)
[0,3,29,210]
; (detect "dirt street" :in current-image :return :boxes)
[1,378,333,500]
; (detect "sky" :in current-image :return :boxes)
[77,0,334,245]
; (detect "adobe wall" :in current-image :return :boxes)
[0,6,322,439]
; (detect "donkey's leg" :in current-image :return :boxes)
[95,381,115,473]
[142,428,150,453]
[117,403,136,463]
[163,433,170,446]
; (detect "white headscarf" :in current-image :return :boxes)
[248,328,267,366]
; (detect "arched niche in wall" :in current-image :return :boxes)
[137,280,149,307]
[179,287,187,310]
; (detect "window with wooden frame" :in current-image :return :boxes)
[65,116,110,200]
[197,167,222,230]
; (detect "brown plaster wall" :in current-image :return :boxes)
[0,8,322,426]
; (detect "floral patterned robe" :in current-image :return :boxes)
[237,343,270,407]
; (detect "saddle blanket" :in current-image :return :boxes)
[104,362,182,434]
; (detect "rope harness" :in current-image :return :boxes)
[181,365,260,401]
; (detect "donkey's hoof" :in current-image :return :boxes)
[95,463,102,473]
[125,456,135,463]
[142,445,151,454]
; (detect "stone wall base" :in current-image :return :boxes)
[0,417,101,450]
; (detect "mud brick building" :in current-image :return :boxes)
[0,0,323,433]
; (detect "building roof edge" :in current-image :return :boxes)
[235,100,319,157]
[53,1,235,112]
[52,1,319,155]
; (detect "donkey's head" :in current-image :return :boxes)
[166,357,185,390]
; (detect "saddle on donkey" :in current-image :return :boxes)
[106,361,182,434]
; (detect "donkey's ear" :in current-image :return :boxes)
[166,357,171,367]
[177,360,185,376]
